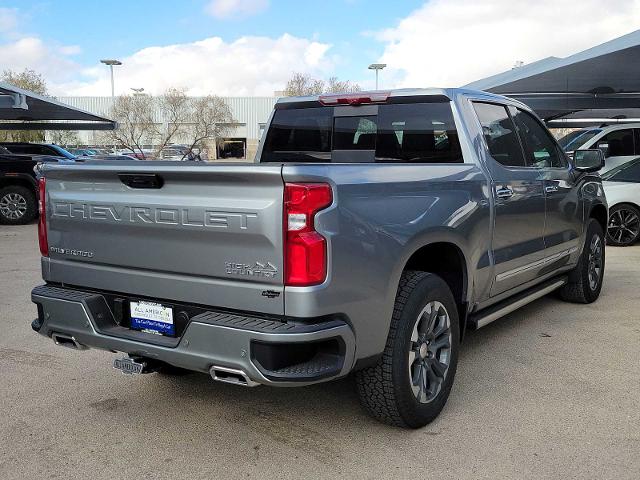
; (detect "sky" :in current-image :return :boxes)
[0,0,639,97]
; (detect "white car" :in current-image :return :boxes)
[601,157,640,246]
[558,123,640,174]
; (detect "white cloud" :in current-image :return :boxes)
[55,34,332,96]
[376,0,640,89]
[204,0,269,19]
[0,7,18,33]
[0,36,81,86]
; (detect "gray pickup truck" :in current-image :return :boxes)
[31,88,607,428]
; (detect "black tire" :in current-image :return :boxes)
[355,271,460,428]
[0,185,37,225]
[559,219,605,303]
[606,204,640,246]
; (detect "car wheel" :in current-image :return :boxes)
[606,204,640,246]
[355,271,460,428]
[0,185,37,225]
[559,219,605,304]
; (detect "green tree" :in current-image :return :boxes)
[1,69,48,142]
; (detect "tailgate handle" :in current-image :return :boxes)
[118,173,164,189]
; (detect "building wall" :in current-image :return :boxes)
[53,96,277,160]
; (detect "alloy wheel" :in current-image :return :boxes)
[587,234,603,291]
[408,301,452,404]
[608,208,640,245]
[0,193,27,220]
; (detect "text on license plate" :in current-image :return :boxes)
[130,301,174,336]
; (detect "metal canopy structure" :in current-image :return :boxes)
[0,82,116,130]
[464,30,640,123]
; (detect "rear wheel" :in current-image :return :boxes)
[607,204,640,246]
[0,185,37,225]
[355,271,459,428]
[559,219,605,303]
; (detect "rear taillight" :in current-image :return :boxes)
[284,183,332,286]
[38,177,48,257]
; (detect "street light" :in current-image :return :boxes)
[130,87,145,95]
[368,63,387,90]
[100,59,121,154]
[100,59,122,98]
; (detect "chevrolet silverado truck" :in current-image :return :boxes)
[31,88,608,428]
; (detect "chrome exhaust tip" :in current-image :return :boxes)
[210,365,259,387]
[52,333,88,350]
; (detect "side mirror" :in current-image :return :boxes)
[573,149,605,172]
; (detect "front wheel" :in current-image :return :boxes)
[355,271,459,428]
[559,219,605,303]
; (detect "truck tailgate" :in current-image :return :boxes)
[42,163,285,315]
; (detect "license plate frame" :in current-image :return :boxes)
[129,300,175,336]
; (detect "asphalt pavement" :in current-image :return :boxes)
[1,223,638,479]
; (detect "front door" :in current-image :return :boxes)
[509,107,582,265]
[472,102,547,296]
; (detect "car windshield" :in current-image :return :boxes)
[557,128,601,151]
[601,157,640,182]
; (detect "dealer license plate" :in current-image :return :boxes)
[130,301,175,336]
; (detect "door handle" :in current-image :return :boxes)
[495,187,514,199]
[545,185,559,193]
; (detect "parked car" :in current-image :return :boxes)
[601,157,640,246]
[0,150,72,224]
[557,123,640,173]
[31,88,607,428]
[0,142,76,160]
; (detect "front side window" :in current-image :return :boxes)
[473,102,526,167]
[598,129,635,157]
[512,109,567,168]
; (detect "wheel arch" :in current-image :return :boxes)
[399,241,470,341]
[589,202,608,233]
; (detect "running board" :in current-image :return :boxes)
[468,277,567,330]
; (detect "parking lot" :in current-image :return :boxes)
[0,223,638,480]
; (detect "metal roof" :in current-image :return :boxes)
[0,82,116,130]
[464,29,640,122]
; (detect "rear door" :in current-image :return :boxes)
[43,163,285,314]
[472,102,547,296]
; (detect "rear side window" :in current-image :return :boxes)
[602,159,640,182]
[262,101,463,163]
[473,102,526,167]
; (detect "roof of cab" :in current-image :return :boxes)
[275,87,528,109]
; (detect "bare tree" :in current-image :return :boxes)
[48,130,80,148]
[1,69,48,142]
[107,93,157,158]
[154,88,190,156]
[106,89,234,160]
[182,95,234,159]
[284,72,361,96]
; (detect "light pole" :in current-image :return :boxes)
[100,59,121,153]
[368,63,387,90]
[100,59,122,97]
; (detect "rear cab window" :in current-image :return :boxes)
[262,98,463,164]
